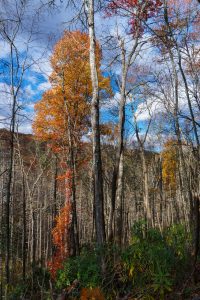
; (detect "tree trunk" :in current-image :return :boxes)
[141,149,151,227]
[87,0,106,245]
[5,55,17,284]
[22,174,26,281]
[109,42,126,242]
[114,152,124,246]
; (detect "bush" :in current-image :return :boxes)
[55,247,102,291]
[120,222,190,299]
[164,224,191,260]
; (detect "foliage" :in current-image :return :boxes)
[162,140,178,191]
[5,222,193,299]
[164,224,191,262]
[55,247,102,291]
[120,222,190,299]
[33,30,110,152]
[80,287,105,300]
[52,222,191,299]
[105,0,162,36]
[48,170,72,278]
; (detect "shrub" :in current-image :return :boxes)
[120,222,190,299]
[55,247,101,291]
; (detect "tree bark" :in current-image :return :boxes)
[114,152,124,246]
[22,174,26,281]
[141,149,151,227]
[86,0,106,245]
[5,43,17,284]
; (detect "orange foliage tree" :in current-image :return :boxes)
[162,140,178,191]
[33,30,110,151]
[33,30,110,264]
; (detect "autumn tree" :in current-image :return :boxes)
[33,30,110,254]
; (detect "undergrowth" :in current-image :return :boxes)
[7,222,195,299]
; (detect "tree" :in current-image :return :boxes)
[33,30,110,253]
[105,0,162,244]
[85,0,114,248]
[34,30,109,149]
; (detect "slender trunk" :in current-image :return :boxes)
[5,43,17,284]
[109,44,126,242]
[87,0,105,245]
[114,153,124,246]
[69,145,79,256]
[109,35,139,241]
[39,207,42,264]
[22,174,26,281]
[31,211,36,266]
[141,149,151,227]
[52,156,58,222]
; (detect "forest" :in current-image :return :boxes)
[0,0,200,299]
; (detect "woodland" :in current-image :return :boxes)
[0,0,200,299]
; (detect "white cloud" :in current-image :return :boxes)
[135,98,164,121]
[101,92,120,110]
[0,83,12,118]
[0,40,10,58]
[38,81,51,91]
[18,121,33,134]
[24,85,37,97]
[27,75,38,85]
[0,82,35,133]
